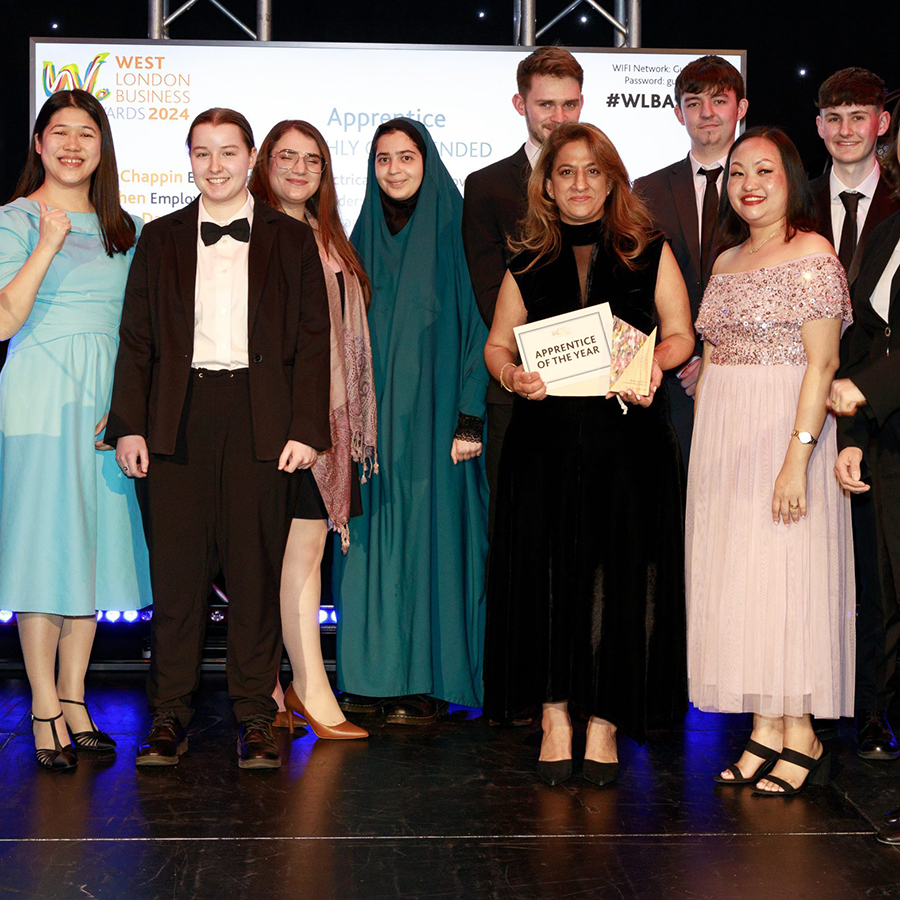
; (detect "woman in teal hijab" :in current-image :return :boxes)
[334,118,489,722]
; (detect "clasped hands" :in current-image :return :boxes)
[505,359,663,408]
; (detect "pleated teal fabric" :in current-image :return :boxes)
[334,119,489,707]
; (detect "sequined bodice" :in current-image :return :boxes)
[696,254,851,365]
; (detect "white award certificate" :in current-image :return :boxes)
[514,304,615,396]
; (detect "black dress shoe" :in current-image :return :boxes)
[884,807,900,826]
[876,819,900,845]
[583,760,619,787]
[856,710,900,760]
[384,695,448,725]
[537,758,573,786]
[237,715,281,769]
[336,692,388,714]
[136,714,187,767]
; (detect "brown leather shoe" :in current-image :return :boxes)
[237,715,281,769]
[384,695,448,725]
[135,714,187,767]
[284,684,368,740]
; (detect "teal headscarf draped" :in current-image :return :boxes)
[334,118,489,707]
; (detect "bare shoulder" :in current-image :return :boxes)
[711,245,741,275]
[788,230,836,257]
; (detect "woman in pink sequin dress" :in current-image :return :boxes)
[687,127,854,796]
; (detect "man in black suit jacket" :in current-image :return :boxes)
[107,109,331,769]
[812,69,900,759]
[633,55,747,466]
[462,46,583,533]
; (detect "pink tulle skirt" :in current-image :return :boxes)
[686,363,855,718]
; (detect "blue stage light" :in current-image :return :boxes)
[105,610,121,622]
[124,610,139,622]
[0,610,13,623]
[140,610,153,621]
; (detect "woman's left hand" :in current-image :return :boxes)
[94,413,113,451]
[278,440,317,472]
[772,462,808,525]
[451,437,482,465]
[607,358,663,408]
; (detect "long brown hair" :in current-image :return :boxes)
[512,122,655,271]
[249,120,370,305]
[13,89,135,256]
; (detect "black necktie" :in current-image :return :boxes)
[200,218,251,246]
[838,192,861,273]
[700,166,722,274]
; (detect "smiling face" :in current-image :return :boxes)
[726,136,788,229]
[816,104,890,169]
[35,107,102,193]
[267,128,323,217]
[189,122,257,218]
[374,130,424,201]
[513,74,583,146]
[675,87,748,163]
[546,139,609,225]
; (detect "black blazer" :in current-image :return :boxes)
[837,211,900,449]
[633,154,720,323]
[810,170,900,285]
[462,145,530,404]
[106,198,332,461]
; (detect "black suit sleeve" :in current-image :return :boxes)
[107,230,155,445]
[288,226,331,450]
[462,172,507,328]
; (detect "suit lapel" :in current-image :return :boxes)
[248,205,277,334]
[510,145,530,200]
[172,199,200,339]
[670,156,700,278]
[855,214,900,324]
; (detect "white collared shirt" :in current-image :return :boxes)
[829,161,881,256]
[689,151,729,234]
[869,236,900,324]
[524,138,542,169]
[192,192,253,370]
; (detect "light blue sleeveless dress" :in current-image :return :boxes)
[0,198,151,615]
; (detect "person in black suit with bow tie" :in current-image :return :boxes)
[633,55,747,467]
[462,46,584,536]
[831,107,900,844]
[106,108,331,769]
[812,70,900,760]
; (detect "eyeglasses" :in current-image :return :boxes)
[270,149,326,173]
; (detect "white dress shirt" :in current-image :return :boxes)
[192,192,253,371]
[689,151,729,234]
[829,161,881,257]
[869,236,900,324]
[524,138,541,169]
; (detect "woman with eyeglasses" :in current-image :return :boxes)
[249,120,373,739]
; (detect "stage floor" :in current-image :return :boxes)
[1,672,898,899]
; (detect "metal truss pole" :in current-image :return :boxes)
[517,0,641,48]
[148,0,271,40]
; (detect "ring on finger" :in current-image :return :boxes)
[789,502,799,510]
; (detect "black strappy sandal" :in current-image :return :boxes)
[32,711,78,771]
[60,698,117,751]
[752,747,832,796]
[713,737,779,785]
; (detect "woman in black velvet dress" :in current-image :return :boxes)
[483,122,694,786]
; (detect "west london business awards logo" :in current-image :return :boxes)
[42,52,111,100]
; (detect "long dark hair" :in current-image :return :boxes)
[882,95,900,201]
[717,126,817,251]
[249,119,370,305]
[12,89,135,256]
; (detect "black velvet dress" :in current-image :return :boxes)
[482,222,687,743]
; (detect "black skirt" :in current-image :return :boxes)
[294,467,363,520]
[482,388,687,743]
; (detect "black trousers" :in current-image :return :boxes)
[138,369,296,725]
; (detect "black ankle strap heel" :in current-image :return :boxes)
[31,711,77,771]
[60,698,117,751]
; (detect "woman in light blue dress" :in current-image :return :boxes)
[0,90,151,770]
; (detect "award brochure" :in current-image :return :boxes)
[514,304,656,397]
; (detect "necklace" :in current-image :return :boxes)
[746,227,783,255]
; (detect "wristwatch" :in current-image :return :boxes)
[791,429,818,445]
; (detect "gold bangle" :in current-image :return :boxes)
[499,362,516,393]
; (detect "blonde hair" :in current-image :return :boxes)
[511,122,656,272]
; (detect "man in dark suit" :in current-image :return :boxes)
[106,109,331,769]
[633,55,747,466]
[814,70,900,760]
[462,46,583,535]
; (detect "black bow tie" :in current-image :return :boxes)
[200,218,251,246]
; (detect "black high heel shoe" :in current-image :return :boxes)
[32,711,77,771]
[537,758,573,786]
[714,738,779,785]
[752,747,832,796]
[59,698,117,751]
[583,760,618,787]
